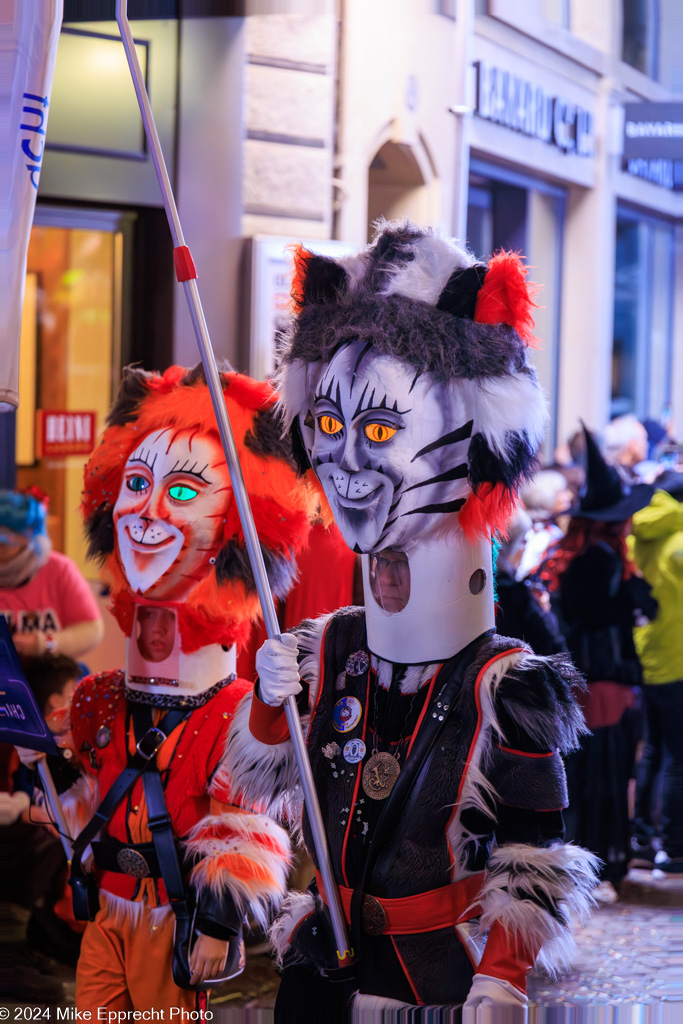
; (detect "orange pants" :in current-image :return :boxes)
[76,894,201,1013]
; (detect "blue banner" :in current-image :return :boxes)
[0,616,57,753]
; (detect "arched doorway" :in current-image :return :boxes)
[367,140,435,242]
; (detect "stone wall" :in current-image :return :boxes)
[242,13,337,240]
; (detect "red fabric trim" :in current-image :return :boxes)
[391,936,423,1005]
[495,744,554,758]
[405,664,442,758]
[285,909,315,949]
[341,673,370,888]
[446,648,525,871]
[249,690,290,745]
[477,920,537,995]
[315,871,484,935]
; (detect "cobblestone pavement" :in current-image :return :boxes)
[2,872,682,1021]
[526,871,683,1023]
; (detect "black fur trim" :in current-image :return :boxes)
[436,263,487,318]
[216,540,298,600]
[181,360,233,388]
[84,504,115,562]
[106,366,154,427]
[494,648,588,754]
[244,408,296,467]
[283,296,526,385]
[300,255,349,306]
[289,419,312,476]
[468,431,539,492]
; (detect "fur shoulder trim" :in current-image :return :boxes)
[478,842,599,978]
[220,692,303,825]
[218,612,331,824]
[494,648,588,754]
[293,612,332,713]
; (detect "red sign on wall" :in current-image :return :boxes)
[37,410,96,457]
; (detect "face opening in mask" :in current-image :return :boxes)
[368,549,411,612]
[136,606,176,663]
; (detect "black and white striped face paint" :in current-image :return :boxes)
[299,341,474,554]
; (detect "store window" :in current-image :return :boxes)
[15,209,128,581]
[540,0,570,28]
[622,0,659,78]
[612,208,674,420]
[467,162,566,455]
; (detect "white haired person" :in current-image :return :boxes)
[518,470,573,579]
[495,508,566,656]
[602,414,651,483]
[226,223,598,1021]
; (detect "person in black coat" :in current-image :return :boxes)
[495,508,566,656]
[540,428,657,899]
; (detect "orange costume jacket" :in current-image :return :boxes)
[66,669,290,937]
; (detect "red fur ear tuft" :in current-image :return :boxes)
[225,372,278,410]
[147,365,186,393]
[474,251,539,348]
[459,482,519,542]
[288,243,313,313]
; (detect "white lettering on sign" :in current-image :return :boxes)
[626,157,675,189]
[474,61,595,158]
[0,704,26,720]
[42,412,95,453]
[625,119,683,139]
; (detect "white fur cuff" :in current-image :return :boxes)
[478,843,600,977]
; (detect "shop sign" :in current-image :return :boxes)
[37,410,96,456]
[625,158,675,190]
[474,61,595,157]
[623,103,683,161]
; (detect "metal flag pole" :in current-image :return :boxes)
[37,760,74,859]
[115,0,354,968]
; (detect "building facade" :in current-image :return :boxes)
[12,0,683,577]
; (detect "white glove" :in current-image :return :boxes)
[15,745,46,768]
[463,975,528,1024]
[255,633,301,707]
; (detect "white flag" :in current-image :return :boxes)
[0,0,63,408]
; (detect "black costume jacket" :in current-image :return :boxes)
[226,607,597,1006]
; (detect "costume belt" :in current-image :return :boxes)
[316,869,484,937]
[93,839,165,880]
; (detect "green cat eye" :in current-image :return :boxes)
[169,484,198,502]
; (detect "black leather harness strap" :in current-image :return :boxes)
[348,633,489,941]
[70,704,188,920]
[132,705,189,909]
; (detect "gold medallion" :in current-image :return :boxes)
[361,751,400,800]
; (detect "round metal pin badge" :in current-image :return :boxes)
[343,738,366,763]
[332,696,363,734]
[95,724,112,749]
[345,650,370,676]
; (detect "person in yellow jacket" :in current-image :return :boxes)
[630,472,683,875]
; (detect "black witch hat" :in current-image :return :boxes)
[568,425,653,521]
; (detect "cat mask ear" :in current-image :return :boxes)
[290,244,349,311]
[474,251,539,347]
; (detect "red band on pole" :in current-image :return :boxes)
[173,245,197,282]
